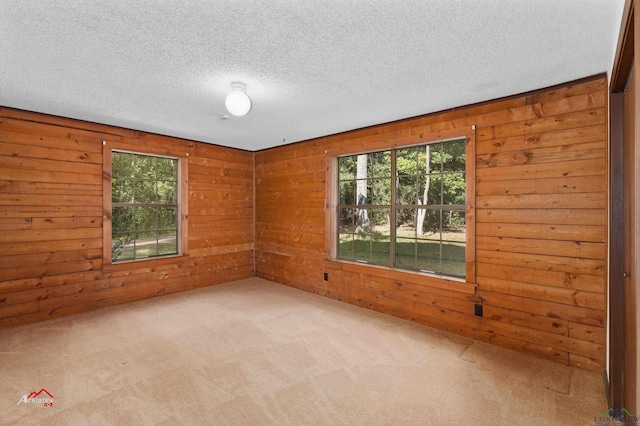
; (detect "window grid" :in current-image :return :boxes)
[111,151,180,262]
[336,139,466,278]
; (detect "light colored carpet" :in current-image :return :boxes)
[0,277,608,425]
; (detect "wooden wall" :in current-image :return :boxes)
[0,76,608,372]
[0,108,254,328]
[255,76,608,372]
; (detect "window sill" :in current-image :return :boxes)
[325,259,476,295]
[102,254,188,274]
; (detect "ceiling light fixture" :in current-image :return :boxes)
[225,82,251,117]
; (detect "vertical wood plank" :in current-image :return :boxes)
[466,127,477,284]
[102,142,112,264]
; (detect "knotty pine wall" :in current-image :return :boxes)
[255,76,608,372]
[0,108,254,328]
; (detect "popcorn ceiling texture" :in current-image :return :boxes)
[0,0,624,151]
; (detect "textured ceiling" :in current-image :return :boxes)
[0,1,625,151]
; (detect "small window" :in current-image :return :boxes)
[336,139,466,278]
[111,151,180,262]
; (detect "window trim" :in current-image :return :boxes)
[325,126,476,285]
[102,142,189,269]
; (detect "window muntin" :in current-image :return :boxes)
[336,139,466,278]
[111,151,180,262]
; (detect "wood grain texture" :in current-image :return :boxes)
[255,77,608,372]
[0,77,608,372]
[0,107,254,328]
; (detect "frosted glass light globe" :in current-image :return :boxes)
[225,83,251,117]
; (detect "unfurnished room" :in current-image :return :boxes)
[0,1,638,425]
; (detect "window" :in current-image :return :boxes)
[110,151,181,262]
[336,139,466,278]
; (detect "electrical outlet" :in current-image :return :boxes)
[323,272,328,281]
[474,303,483,317]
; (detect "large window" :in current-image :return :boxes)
[336,139,466,278]
[111,151,180,262]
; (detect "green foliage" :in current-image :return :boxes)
[112,233,133,260]
[111,151,179,261]
[338,140,465,217]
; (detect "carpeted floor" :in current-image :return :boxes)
[0,277,608,425]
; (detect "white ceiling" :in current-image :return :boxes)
[0,1,625,152]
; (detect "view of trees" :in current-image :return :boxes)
[111,152,179,261]
[337,140,466,277]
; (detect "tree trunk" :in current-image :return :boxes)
[416,145,431,235]
[355,154,370,232]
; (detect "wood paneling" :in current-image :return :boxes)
[0,107,254,328]
[0,77,610,373]
[255,76,608,372]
